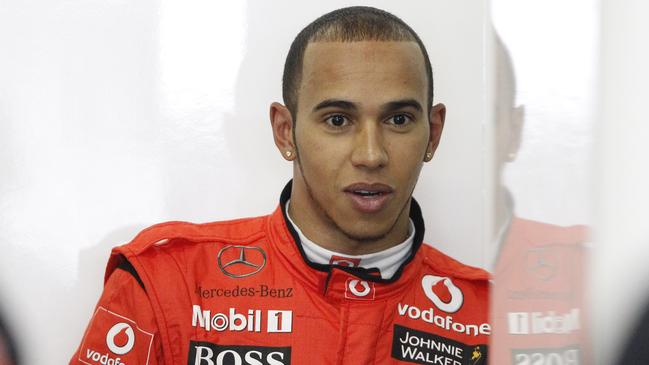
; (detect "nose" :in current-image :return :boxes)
[350,122,388,169]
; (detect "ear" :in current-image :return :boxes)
[424,103,446,162]
[270,102,296,161]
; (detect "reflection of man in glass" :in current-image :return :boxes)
[70,7,491,365]
[490,35,590,365]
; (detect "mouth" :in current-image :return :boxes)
[343,183,394,214]
[344,182,393,196]
[350,190,386,197]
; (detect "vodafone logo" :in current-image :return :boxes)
[106,323,135,355]
[78,307,154,365]
[345,279,375,300]
[329,255,361,267]
[349,280,370,296]
[421,275,463,313]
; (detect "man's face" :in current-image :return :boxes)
[292,41,440,242]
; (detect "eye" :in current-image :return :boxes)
[388,114,412,127]
[325,114,349,128]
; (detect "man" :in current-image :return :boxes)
[70,6,490,365]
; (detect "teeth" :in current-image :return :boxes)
[355,190,380,196]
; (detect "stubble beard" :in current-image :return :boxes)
[294,144,413,245]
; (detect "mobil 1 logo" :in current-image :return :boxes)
[392,325,487,365]
[189,341,291,365]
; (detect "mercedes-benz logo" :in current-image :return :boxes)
[525,247,559,282]
[217,245,267,278]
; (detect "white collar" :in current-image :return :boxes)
[285,199,415,279]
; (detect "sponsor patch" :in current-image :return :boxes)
[397,303,491,337]
[79,306,154,365]
[392,325,487,365]
[329,255,361,267]
[195,284,293,299]
[188,341,291,365]
[344,279,375,300]
[512,346,581,365]
[217,245,267,278]
[508,308,580,335]
[525,247,560,282]
[192,305,293,333]
[421,275,464,314]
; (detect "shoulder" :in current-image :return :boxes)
[418,243,490,281]
[115,214,271,256]
[104,214,273,281]
[508,217,589,247]
[416,243,490,323]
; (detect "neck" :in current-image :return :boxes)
[288,176,411,255]
[493,185,513,237]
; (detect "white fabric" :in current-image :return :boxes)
[286,199,415,279]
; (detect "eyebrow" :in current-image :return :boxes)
[312,98,423,114]
[312,99,358,113]
[381,99,423,114]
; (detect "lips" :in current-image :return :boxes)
[343,183,394,214]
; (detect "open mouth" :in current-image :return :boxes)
[352,190,386,197]
[343,183,394,213]
[344,183,393,195]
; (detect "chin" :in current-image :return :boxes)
[338,222,391,243]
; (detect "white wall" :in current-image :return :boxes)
[0,1,490,363]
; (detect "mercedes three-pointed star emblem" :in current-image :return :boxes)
[217,245,267,278]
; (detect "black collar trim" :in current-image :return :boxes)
[279,180,425,284]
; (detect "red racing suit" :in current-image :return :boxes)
[70,182,491,365]
[491,217,590,365]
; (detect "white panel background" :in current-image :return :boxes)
[0,1,489,363]
[593,1,649,363]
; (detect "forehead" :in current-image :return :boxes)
[299,41,427,108]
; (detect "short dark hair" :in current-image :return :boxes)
[282,6,434,121]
